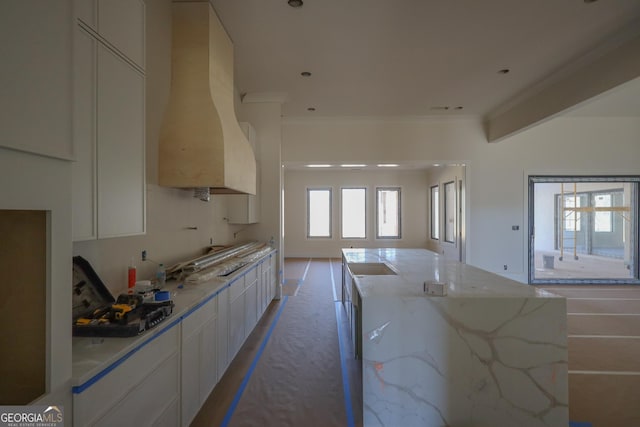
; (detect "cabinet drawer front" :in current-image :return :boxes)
[74,326,179,425]
[229,277,245,301]
[182,295,217,338]
[243,266,258,288]
[95,351,179,427]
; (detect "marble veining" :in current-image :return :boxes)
[346,248,568,427]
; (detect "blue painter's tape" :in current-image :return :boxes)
[220,296,289,427]
[73,282,235,394]
[569,422,592,427]
[72,316,182,394]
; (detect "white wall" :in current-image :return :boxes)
[282,116,640,282]
[284,169,429,258]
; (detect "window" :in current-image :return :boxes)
[444,181,456,243]
[376,187,401,239]
[594,194,612,232]
[529,176,639,284]
[307,188,332,238]
[341,188,366,239]
[430,185,439,240]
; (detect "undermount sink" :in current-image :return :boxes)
[349,262,398,276]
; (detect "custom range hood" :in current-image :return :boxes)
[159,1,256,195]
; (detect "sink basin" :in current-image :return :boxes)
[348,262,397,276]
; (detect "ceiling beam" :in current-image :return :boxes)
[485,31,640,143]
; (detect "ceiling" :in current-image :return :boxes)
[209,0,640,119]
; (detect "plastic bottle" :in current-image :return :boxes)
[156,263,166,287]
[128,258,137,292]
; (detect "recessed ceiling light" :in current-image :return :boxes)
[341,164,366,168]
[307,107,316,112]
[377,164,399,168]
[498,68,510,74]
[301,71,312,77]
[306,164,331,168]
[432,164,441,167]
[288,0,303,7]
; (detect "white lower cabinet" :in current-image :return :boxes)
[217,286,229,378]
[180,296,218,426]
[228,278,246,361]
[245,271,258,333]
[73,253,277,426]
[73,326,180,427]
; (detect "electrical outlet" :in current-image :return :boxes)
[503,264,508,270]
[142,250,147,261]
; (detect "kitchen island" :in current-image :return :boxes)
[342,248,567,427]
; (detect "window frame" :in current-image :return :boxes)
[528,175,640,285]
[375,186,402,240]
[443,181,456,244]
[430,185,439,240]
[340,187,367,239]
[306,187,332,239]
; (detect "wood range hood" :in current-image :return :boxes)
[159,1,256,196]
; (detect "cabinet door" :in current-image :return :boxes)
[97,44,145,238]
[200,315,218,401]
[217,287,229,378]
[97,0,145,68]
[72,27,98,241]
[181,331,201,426]
[74,0,96,30]
[0,1,73,160]
[228,292,245,361]
[227,195,259,224]
[245,279,258,333]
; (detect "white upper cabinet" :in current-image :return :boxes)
[74,0,145,70]
[72,5,146,241]
[74,0,96,31]
[0,1,74,160]
[96,45,145,238]
[72,27,98,240]
[97,0,145,69]
[227,122,260,224]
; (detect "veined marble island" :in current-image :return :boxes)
[342,248,568,427]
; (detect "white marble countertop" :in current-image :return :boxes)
[72,250,275,389]
[342,248,560,299]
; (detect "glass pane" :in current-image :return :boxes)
[342,188,366,238]
[431,186,439,240]
[377,188,401,238]
[444,181,455,243]
[308,189,331,237]
[530,178,638,283]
